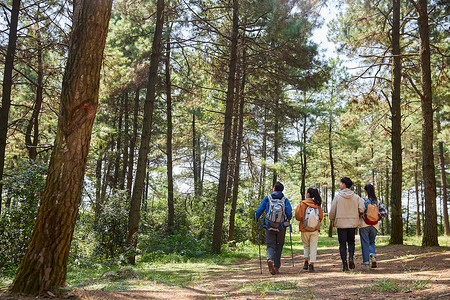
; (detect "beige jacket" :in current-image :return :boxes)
[329,188,365,228]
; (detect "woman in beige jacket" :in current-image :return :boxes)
[295,188,323,273]
[329,177,365,271]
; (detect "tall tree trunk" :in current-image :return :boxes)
[192,113,202,197]
[258,108,268,201]
[212,0,239,253]
[390,0,403,244]
[126,0,165,264]
[25,25,43,160]
[226,96,240,202]
[94,148,103,227]
[385,166,391,234]
[0,0,20,214]
[414,0,438,247]
[437,119,449,235]
[165,28,174,235]
[328,116,335,238]
[113,98,123,188]
[414,153,421,236]
[120,91,129,190]
[127,89,140,196]
[229,47,246,242]
[300,114,307,200]
[11,0,112,294]
[406,190,410,235]
[272,99,279,187]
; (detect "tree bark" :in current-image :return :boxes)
[300,113,307,200]
[415,0,438,247]
[25,24,43,160]
[0,0,20,214]
[328,116,335,238]
[229,47,246,242]
[385,167,391,234]
[126,0,165,264]
[11,0,112,294]
[212,0,239,253]
[437,119,449,235]
[127,89,140,197]
[272,99,279,187]
[414,152,421,236]
[390,0,403,244]
[165,27,174,235]
[192,113,202,197]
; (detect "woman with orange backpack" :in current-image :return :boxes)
[359,184,388,269]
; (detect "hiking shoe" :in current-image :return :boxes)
[308,264,315,273]
[303,260,309,270]
[348,260,355,269]
[267,260,276,275]
[342,261,349,272]
[274,267,280,274]
[370,256,377,268]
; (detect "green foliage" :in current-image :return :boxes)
[0,159,47,268]
[138,228,211,263]
[363,278,431,293]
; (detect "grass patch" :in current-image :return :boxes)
[363,278,431,293]
[238,279,314,298]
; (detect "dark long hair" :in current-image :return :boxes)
[307,188,322,206]
[364,184,377,202]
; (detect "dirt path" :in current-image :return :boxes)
[2,244,450,299]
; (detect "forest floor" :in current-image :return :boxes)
[1,242,449,299]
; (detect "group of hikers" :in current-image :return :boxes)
[255,178,388,275]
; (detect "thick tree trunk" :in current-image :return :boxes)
[0,0,20,214]
[437,119,449,235]
[416,0,438,247]
[10,0,112,294]
[165,29,174,234]
[212,0,239,253]
[390,0,403,244]
[126,0,164,264]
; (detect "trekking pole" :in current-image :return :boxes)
[289,223,294,267]
[257,218,262,274]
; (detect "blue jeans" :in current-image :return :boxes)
[337,228,356,263]
[266,224,286,268]
[359,226,377,265]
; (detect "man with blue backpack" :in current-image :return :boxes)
[255,182,293,275]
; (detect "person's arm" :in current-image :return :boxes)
[255,196,267,219]
[358,196,365,214]
[295,202,303,221]
[319,206,324,222]
[329,197,337,221]
[285,198,293,221]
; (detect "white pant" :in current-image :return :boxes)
[301,230,319,263]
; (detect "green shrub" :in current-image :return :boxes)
[0,159,47,268]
